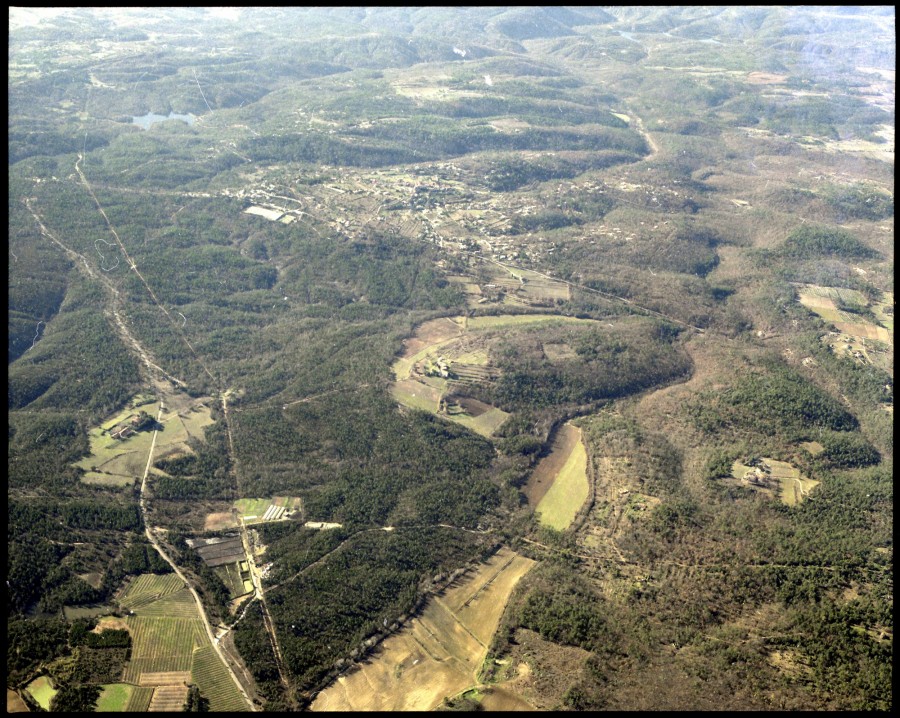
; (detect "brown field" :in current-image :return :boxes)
[523,423,581,508]
[147,684,189,712]
[204,512,239,531]
[7,689,29,713]
[310,548,535,712]
[479,686,535,711]
[94,616,131,633]
[746,71,788,84]
[139,671,191,686]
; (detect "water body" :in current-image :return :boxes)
[132,111,197,129]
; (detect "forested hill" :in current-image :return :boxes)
[8,6,893,712]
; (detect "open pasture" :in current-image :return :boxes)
[798,285,892,344]
[524,423,582,509]
[75,395,213,487]
[80,471,135,487]
[465,314,595,331]
[96,683,134,712]
[25,676,56,711]
[534,425,589,531]
[731,458,819,505]
[310,548,534,712]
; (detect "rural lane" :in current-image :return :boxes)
[139,405,258,712]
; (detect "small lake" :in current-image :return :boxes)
[132,111,197,129]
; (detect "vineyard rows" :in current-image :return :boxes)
[191,644,250,712]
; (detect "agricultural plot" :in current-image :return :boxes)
[96,683,134,712]
[191,644,250,712]
[233,496,302,525]
[147,684,189,712]
[122,617,204,683]
[118,573,185,613]
[214,561,253,600]
[6,689,29,713]
[75,394,213,487]
[123,686,154,712]
[187,535,246,567]
[798,285,892,344]
[533,425,590,531]
[24,676,56,711]
[731,458,819,506]
[310,547,535,712]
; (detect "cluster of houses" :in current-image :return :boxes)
[108,413,143,440]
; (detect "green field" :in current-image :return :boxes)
[215,562,253,599]
[123,686,154,712]
[96,683,133,712]
[25,676,56,711]
[80,471,135,487]
[535,431,589,531]
[465,314,595,331]
[234,498,271,518]
[191,644,250,712]
[446,407,511,438]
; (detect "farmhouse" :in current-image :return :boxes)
[109,413,142,440]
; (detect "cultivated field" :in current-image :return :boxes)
[233,496,302,526]
[6,689,29,713]
[95,683,134,712]
[118,573,185,613]
[24,676,56,711]
[310,547,535,712]
[147,684,189,712]
[123,686,154,712]
[191,644,250,712]
[532,425,590,531]
[122,617,203,683]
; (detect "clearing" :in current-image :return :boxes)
[24,676,56,711]
[731,458,819,506]
[75,393,214,488]
[532,424,590,531]
[310,547,535,712]
[391,314,597,438]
